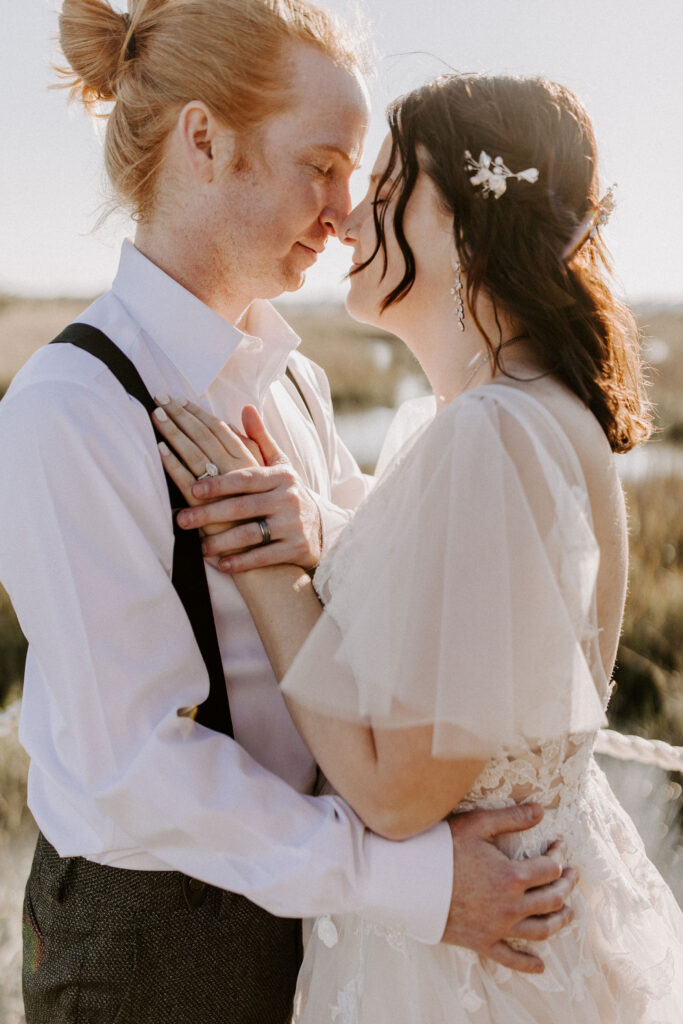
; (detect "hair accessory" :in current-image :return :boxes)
[464,150,539,199]
[450,255,465,331]
[561,184,617,262]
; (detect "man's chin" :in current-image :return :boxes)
[280,268,307,294]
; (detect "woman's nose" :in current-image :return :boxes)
[339,202,362,246]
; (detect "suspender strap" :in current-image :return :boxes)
[285,365,316,427]
[50,323,234,739]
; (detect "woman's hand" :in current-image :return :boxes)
[153,398,323,570]
[153,396,262,539]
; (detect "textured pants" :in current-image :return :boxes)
[22,833,302,1024]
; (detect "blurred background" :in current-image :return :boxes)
[1,1,682,1019]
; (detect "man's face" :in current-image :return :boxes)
[212,43,370,303]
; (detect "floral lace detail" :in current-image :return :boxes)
[329,976,362,1024]
[360,919,409,958]
[317,915,339,948]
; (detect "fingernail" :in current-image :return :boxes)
[154,407,168,422]
[155,393,170,405]
[176,510,190,526]
[176,396,189,407]
[192,482,209,498]
[219,559,232,573]
[158,441,170,455]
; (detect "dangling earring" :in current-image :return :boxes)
[451,255,465,331]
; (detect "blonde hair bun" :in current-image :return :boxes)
[59,0,134,105]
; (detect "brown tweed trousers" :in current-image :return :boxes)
[23,832,302,1024]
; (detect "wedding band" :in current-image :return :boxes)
[197,462,218,480]
[256,518,271,546]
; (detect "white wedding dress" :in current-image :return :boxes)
[280,383,683,1023]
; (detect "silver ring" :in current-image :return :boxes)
[256,518,271,546]
[197,461,218,481]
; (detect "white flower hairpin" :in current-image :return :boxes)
[464,150,539,199]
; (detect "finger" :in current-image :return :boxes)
[507,903,575,942]
[485,941,544,974]
[202,521,274,557]
[157,442,201,506]
[462,803,544,841]
[185,493,284,531]
[179,399,265,469]
[192,466,283,502]
[156,396,246,466]
[242,405,287,466]
[178,493,279,531]
[519,868,578,917]
[217,542,296,573]
[514,844,568,889]
[153,405,223,478]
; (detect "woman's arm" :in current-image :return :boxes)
[155,398,485,839]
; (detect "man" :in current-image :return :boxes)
[0,1,575,1021]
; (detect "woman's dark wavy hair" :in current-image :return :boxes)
[358,74,651,453]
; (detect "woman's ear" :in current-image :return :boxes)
[175,101,236,183]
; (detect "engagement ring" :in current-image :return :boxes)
[197,462,219,480]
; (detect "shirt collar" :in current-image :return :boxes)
[111,240,300,397]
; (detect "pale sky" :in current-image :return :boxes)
[2,0,682,303]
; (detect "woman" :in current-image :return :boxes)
[155,74,683,1021]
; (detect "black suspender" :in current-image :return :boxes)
[285,365,316,425]
[50,323,234,739]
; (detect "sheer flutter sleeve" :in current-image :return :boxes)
[281,386,608,759]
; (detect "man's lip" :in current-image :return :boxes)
[298,242,325,255]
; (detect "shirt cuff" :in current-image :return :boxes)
[313,494,355,557]
[357,819,453,945]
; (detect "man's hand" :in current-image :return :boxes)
[179,464,323,571]
[178,405,322,572]
[443,804,577,973]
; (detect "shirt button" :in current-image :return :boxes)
[183,876,207,909]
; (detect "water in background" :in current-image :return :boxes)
[335,371,683,478]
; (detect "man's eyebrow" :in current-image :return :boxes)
[306,144,362,170]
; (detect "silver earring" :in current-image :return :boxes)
[450,256,465,331]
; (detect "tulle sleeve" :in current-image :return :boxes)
[281,386,609,759]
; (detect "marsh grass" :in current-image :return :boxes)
[612,474,683,745]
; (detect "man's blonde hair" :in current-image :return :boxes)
[58,0,365,220]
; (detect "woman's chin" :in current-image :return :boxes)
[344,288,380,328]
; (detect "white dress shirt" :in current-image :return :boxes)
[0,241,452,942]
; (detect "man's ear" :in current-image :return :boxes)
[175,102,236,183]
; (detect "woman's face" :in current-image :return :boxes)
[342,134,455,332]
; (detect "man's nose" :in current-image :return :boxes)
[320,183,353,238]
